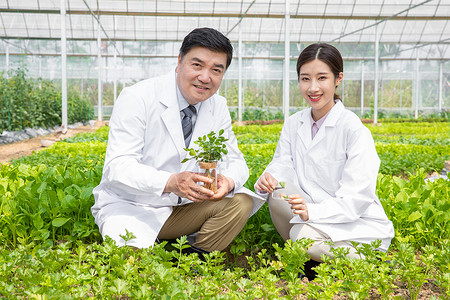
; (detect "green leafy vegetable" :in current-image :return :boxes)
[181,129,229,163]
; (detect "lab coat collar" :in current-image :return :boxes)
[160,70,185,161]
[296,101,345,150]
[297,108,313,149]
[322,100,345,128]
[159,69,214,166]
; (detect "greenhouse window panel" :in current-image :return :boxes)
[0,0,448,59]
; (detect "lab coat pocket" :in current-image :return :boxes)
[311,158,346,195]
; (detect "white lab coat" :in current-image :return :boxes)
[261,101,394,251]
[92,70,263,248]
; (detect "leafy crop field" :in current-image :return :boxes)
[0,121,449,299]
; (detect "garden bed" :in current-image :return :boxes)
[0,121,448,298]
[0,123,100,164]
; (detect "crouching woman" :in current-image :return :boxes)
[255,43,394,280]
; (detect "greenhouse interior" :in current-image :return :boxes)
[1,0,449,128]
[0,1,449,299]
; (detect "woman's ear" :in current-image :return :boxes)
[335,72,344,87]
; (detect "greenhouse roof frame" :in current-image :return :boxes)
[1,0,449,60]
[1,0,449,127]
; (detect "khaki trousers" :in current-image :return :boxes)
[268,182,361,262]
[158,193,253,252]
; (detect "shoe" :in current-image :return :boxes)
[298,259,321,281]
[160,239,209,263]
[182,244,210,261]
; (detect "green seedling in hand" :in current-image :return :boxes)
[182,129,229,163]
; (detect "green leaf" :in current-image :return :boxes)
[395,191,408,203]
[37,182,48,194]
[62,194,77,209]
[38,229,50,240]
[57,189,65,201]
[0,179,8,193]
[261,223,275,232]
[408,211,422,222]
[80,187,93,200]
[52,217,71,227]
[32,215,44,230]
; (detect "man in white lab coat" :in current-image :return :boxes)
[91,28,259,254]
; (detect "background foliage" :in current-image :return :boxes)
[0,68,94,132]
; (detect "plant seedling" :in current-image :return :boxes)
[182,129,229,192]
[182,129,229,163]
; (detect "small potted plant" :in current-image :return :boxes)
[182,129,228,192]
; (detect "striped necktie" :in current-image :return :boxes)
[181,105,196,147]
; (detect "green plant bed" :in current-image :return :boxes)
[63,126,110,143]
[376,143,450,176]
[0,122,448,298]
[12,141,107,167]
[366,121,450,136]
[0,237,448,298]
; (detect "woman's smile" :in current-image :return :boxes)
[308,94,322,102]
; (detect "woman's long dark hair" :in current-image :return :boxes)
[296,43,343,100]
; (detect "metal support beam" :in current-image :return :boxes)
[415,53,420,119]
[3,8,445,21]
[283,0,290,120]
[438,60,443,113]
[400,80,403,109]
[60,0,68,132]
[4,40,9,76]
[97,15,103,121]
[360,60,365,115]
[113,43,117,103]
[38,57,42,89]
[373,26,379,124]
[238,24,243,122]
[1,50,448,62]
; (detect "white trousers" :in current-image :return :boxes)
[268,182,362,262]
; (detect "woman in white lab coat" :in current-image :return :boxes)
[255,43,394,279]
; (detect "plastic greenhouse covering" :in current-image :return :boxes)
[1,0,449,126]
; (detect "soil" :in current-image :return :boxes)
[0,124,101,165]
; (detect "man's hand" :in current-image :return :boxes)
[207,174,235,201]
[165,172,215,202]
[255,172,278,193]
[285,194,309,221]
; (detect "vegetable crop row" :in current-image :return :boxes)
[0,121,448,298]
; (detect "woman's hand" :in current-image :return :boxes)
[255,172,278,193]
[285,194,309,221]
